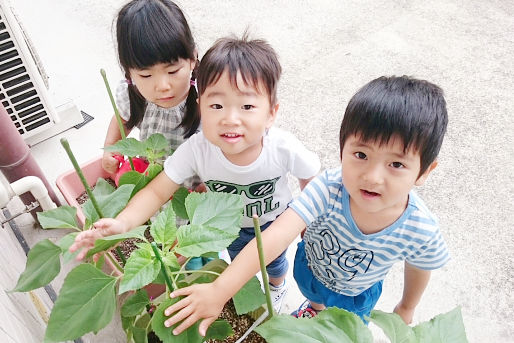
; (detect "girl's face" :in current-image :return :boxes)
[199,70,278,166]
[129,58,195,108]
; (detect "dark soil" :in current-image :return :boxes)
[76,177,117,205]
[205,300,266,343]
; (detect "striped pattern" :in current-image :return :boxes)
[290,168,449,296]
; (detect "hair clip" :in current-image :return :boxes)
[125,79,133,85]
[190,79,197,87]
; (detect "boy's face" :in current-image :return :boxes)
[341,134,436,219]
[199,70,278,165]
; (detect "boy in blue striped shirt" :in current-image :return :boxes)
[164,75,450,335]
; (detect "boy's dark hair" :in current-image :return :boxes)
[197,33,282,106]
[339,76,448,177]
[116,0,199,137]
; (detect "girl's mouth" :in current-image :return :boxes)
[221,133,242,143]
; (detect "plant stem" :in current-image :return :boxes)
[252,215,274,318]
[151,242,176,291]
[61,137,128,265]
[60,138,104,219]
[106,251,124,273]
[168,270,221,277]
[100,68,135,171]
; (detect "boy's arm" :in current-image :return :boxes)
[394,261,431,324]
[70,171,180,260]
[163,208,307,336]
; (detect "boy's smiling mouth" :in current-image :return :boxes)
[221,132,242,143]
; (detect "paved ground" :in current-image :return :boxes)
[4,0,513,342]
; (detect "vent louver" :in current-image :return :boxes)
[0,5,58,138]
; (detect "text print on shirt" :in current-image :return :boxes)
[307,229,374,283]
[205,177,280,218]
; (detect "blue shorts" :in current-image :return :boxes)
[227,221,288,278]
[293,241,382,321]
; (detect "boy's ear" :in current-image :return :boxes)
[415,160,438,186]
[266,103,279,128]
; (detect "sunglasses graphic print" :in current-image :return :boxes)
[205,177,280,199]
[205,177,281,218]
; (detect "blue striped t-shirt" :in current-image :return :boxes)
[290,167,449,296]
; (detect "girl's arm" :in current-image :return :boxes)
[102,115,131,173]
[70,171,180,260]
[394,261,431,324]
[163,208,307,336]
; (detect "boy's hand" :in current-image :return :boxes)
[393,302,415,324]
[69,218,129,261]
[164,283,227,336]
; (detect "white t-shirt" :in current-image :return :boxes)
[164,127,320,227]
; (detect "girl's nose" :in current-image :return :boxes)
[155,75,171,92]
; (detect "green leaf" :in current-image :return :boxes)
[175,224,239,257]
[104,137,146,157]
[172,187,190,220]
[11,239,62,292]
[187,192,243,234]
[85,225,148,258]
[57,232,79,264]
[82,183,135,223]
[132,326,148,343]
[151,297,203,343]
[119,248,161,294]
[44,264,117,341]
[412,306,468,343]
[368,310,416,343]
[179,259,228,288]
[144,133,170,161]
[150,204,177,246]
[255,307,373,343]
[119,170,150,197]
[162,251,180,269]
[37,206,79,230]
[233,276,266,315]
[204,319,233,341]
[121,289,150,317]
[146,163,163,180]
[93,177,115,195]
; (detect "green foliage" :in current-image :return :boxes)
[11,239,62,292]
[37,205,79,230]
[104,133,170,164]
[369,307,468,343]
[44,264,117,341]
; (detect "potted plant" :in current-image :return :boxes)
[12,143,270,341]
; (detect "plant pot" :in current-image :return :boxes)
[55,155,166,299]
[56,155,114,227]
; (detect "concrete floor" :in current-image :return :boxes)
[2,0,513,342]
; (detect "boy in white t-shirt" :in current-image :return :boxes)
[70,34,320,313]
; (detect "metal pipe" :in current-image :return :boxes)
[0,104,61,217]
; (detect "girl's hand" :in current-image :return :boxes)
[102,151,121,174]
[164,283,226,336]
[69,218,129,260]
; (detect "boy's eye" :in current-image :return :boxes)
[242,105,254,110]
[391,162,405,169]
[210,104,222,109]
[354,152,367,160]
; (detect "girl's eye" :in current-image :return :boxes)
[242,105,254,110]
[139,74,151,78]
[354,152,367,160]
[168,70,179,75]
[391,162,405,169]
[210,104,222,109]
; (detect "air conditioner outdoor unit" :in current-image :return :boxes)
[0,0,84,146]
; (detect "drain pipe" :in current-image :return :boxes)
[0,104,60,217]
[1,175,57,211]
